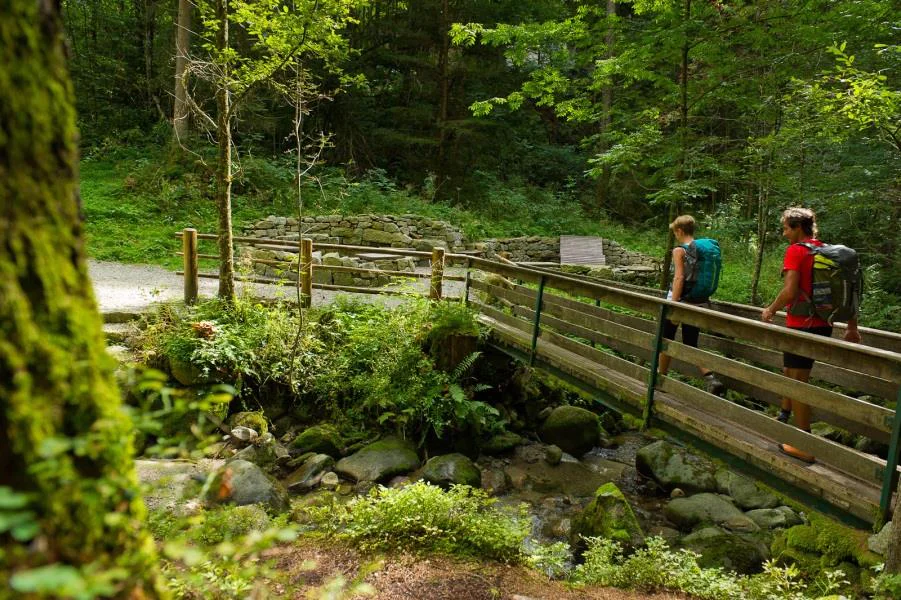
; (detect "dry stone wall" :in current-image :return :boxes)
[242,215,660,286]
[245,214,465,251]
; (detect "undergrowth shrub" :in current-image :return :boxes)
[303,481,529,561]
[139,296,500,445]
[572,536,850,600]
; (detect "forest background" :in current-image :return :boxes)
[68,0,900,330]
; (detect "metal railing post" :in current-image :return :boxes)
[879,386,901,522]
[529,275,547,367]
[430,247,445,300]
[642,303,670,430]
[183,228,199,304]
[300,238,313,308]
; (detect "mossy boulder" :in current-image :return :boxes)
[570,482,644,551]
[229,411,268,435]
[481,431,523,455]
[715,469,780,510]
[681,526,770,574]
[203,459,290,514]
[539,405,602,457]
[229,435,290,474]
[292,424,344,457]
[334,437,420,483]
[665,493,758,533]
[421,453,481,489]
[746,506,804,530]
[774,520,881,569]
[636,440,717,494]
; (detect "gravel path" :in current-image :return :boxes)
[89,260,465,315]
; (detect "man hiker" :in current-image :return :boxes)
[762,207,861,464]
[658,215,726,396]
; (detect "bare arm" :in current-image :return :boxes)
[762,269,799,322]
[671,247,686,302]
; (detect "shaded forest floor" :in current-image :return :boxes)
[263,539,686,600]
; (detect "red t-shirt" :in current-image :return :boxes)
[783,238,830,329]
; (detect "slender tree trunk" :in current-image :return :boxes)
[173,0,191,140]
[434,0,450,194]
[215,0,235,299]
[594,0,616,214]
[750,164,769,304]
[662,0,691,290]
[0,2,164,594]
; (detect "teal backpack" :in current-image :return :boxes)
[681,238,722,301]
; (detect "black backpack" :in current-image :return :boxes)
[788,242,862,324]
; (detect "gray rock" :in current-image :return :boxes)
[868,520,893,555]
[539,406,602,457]
[229,437,290,473]
[421,453,481,488]
[321,472,340,489]
[335,437,420,483]
[715,469,780,510]
[680,526,770,574]
[665,493,758,533]
[636,440,718,494]
[746,506,804,530]
[203,459,290,514]
[230,426,259,443]
[136,458,222,515]
[284,454,335,492]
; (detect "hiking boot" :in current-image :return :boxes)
[703,373,725,396]
[776,409,792,424]
[778,443,815,464]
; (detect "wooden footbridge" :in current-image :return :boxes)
[177,230,901,526]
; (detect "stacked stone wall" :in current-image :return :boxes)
[245,214,465,251]
[242,215,660,286]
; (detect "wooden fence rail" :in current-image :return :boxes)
[177,231,901,524]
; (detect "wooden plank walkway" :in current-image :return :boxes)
[560,235,606,266]
[478,312,885,524]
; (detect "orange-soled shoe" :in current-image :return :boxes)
[779,443,815,464]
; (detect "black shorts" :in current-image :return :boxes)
[663,319,700,347]
[783,326,833,369]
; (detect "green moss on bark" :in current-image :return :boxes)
[0,2,165,596]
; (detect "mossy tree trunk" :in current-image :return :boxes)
[0,2,165,595]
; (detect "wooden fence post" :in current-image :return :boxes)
[462,257,472,305]
[183,227,199,304]
[529,275,547,367]
[300,238,313,308]
[430,247,445,300]
[642,304,670,430]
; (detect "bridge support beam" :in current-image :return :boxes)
[529,275,546,367]
[880,387,901,522]
[642,304,670,430]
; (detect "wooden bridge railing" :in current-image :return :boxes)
[176,230,901,524]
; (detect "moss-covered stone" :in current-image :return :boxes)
[570,482,644,551]
[539,405,602,457]
[292,424,344,457]
[229,411,268,435]
[421,453,481,488]
[635,440,717,494]
[334,437,420,483]
[481,431,523,455]
[681,526,770,574]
